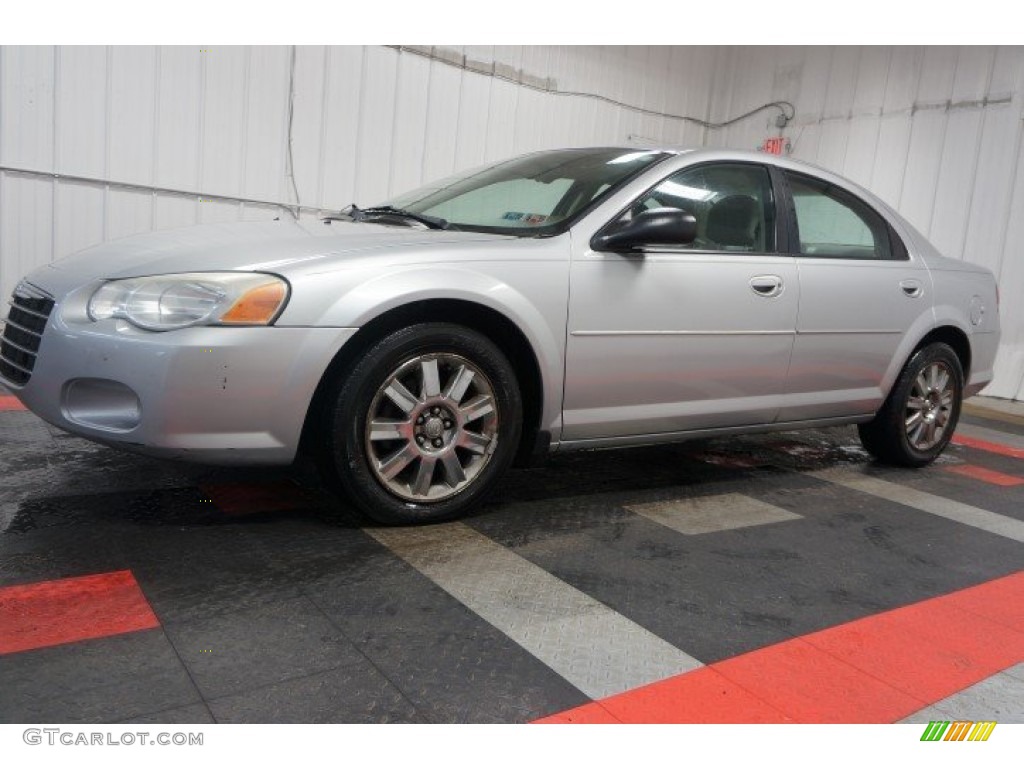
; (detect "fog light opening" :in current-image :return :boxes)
[61,378,142,432]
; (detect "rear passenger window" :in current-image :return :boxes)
[785,172,892,260]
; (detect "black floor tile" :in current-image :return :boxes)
[207,663,421,723]
[303,537,488,641]
[478,471,1024,663]
[161,596,366,700]
[355,628,588,723]
[868,459,1024,522]
[117,702,216,724]
[0,526,130,588]
[0,630,200,723]
[3,400,1023,724]
[128,531,304,625]
[961,412,1024,437]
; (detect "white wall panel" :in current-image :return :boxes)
[1,47,55,169]
[3,44,1023,399]
[486,47,521,158]
[108,47,157,186]
[964,101,1019,275]
[951,47,995,101]
[853,47,890,113]
[824,47,861,118]
[198,199,241,225]
[154,46,201,202]
[106,189,152,241]
[0,176,52,299]
[200,46,247,199]
[388,52,431,196]
[55,47,107,179]
[842,116,879,188]
[996,131,1024,400]
[1,44,722,304]
[243,46,290,202]
[453,62,490,172]
[154,195,199,232]
[917,46,959,102]
[354,47,398,204]
[289,46,327,209]
[929,110,983,257]
[54,183,104,258]
[816,120,849,176]
[869,114,913,208]
[319,46,364,208]
[899,112,946,234]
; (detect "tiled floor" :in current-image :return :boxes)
[1,388,1022,723]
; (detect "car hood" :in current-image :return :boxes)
[44,219,511,284]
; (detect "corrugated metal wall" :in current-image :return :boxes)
[2,45,1022,398]
[706,46,1024,400]
[0,44,719,306]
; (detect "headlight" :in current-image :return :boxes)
[88,273,289,331]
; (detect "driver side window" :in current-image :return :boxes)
[626,163,777,252]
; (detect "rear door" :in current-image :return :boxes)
[776,169,932,422]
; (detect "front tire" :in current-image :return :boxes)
[320,322,522,524]
[858,342,963,467]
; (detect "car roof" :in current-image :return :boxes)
[547,145,846,181]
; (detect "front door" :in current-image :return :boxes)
[562,162,799,442]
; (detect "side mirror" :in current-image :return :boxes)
[591,207,698,252]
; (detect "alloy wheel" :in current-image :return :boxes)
[904,361,955,451]
[364,353,499,502]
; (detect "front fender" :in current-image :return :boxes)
[284,262,570,439]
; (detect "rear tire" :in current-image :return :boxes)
[858,342,963,467]
[319,322,522,525]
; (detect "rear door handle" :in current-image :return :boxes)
[900,279,924,298]
[750,275,784,298]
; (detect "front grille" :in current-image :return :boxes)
[1,282,55,386]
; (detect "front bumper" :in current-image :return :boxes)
[2,293,356,464]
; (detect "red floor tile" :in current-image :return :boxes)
[951,434,1024,460]
[534,702,622,724]
[712,637,925,723]
[935,571,1024,636]
[592,667,790,724]
[799,598,1024,705]
[536,571,1024,724]
[200,481,316,516]
[764,440,829,459]
[0,570,160,655]
[944,464,1024,486]
[690,451,768,469]
[0,395,26,411]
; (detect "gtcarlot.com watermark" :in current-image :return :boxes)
[23,728,203,747]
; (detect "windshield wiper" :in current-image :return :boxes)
[325,204,450,230]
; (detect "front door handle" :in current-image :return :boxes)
[900,279,924,298]
[750,275,784,298]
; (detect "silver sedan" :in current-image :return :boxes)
[0,147,1001,523]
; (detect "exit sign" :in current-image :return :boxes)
[762,137,787,155]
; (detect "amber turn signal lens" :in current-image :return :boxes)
[219,281,287,324]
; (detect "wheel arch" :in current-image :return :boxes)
[911,325,972,381]
[299,298,548,467]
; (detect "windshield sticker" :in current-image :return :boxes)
[502,212,549,225]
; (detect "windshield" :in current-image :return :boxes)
[379,148,672,236]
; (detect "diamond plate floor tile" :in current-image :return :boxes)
[369,522,702,699]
